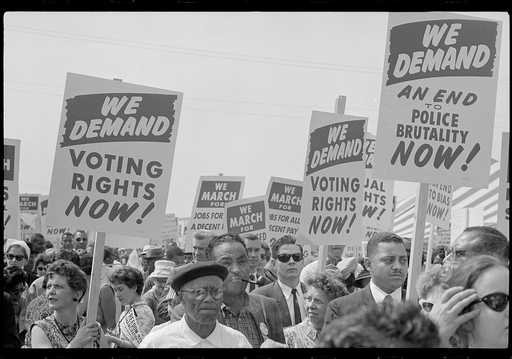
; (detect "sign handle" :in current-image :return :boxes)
[406,182,429,302]
[86,231,106,328]
[425,223,436,271]
[317,95,346,273]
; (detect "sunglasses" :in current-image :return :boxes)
[180,287,223,300]
[75,237,87,242]
[419,300,434,312]
[478,292,509,312]
[277,253,303,263]
[36,266,47,271]
[7,254,26,261]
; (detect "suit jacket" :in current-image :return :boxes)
[252,281,307,328]
[245,293,285,344]
[323,285,375,328]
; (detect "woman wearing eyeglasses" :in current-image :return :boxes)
[434,255,509,348]
[103,266,155,348]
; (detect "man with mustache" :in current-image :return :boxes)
[324,232,409,327]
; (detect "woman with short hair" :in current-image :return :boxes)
[26,259,104,348]
[284,272,348,348]
[103,266,155,348]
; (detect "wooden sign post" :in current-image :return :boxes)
[86,231,106,325]
[425,223,436,271]
[317,96,346,273]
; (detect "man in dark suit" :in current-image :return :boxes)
[253,235,307,328]
[242,234,273,293]
[324,232,408,327]
[207,233,285,347]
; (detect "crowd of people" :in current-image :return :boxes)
[2,226,509,349]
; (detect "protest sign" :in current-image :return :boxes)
[425,184,453,229]
[40,195,73,247]
[265,177,303,243]
[362,133,395,243]
[225,196,267,242]
[298,110,367,246]
[188,176,245,234]
[19,194,42,242]
[497,132,509,237]
[4,138,20,239]
[374,13,502,188]
[47,73,183,238]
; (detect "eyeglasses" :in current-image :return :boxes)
[6,254,26,261]
[180,287,223,300]
[479,292,509,312]
[277,253,303,263]
[36,266,47,271]
[419,300,434,312]
[75,237,87,242]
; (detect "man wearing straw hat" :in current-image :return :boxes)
[142,260,175,324]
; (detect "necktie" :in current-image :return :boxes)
[291,288,302,325]
[383,294,394,305]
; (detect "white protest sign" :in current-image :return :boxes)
[188,176,245,234]
[374,13,502,188]
[298,111,367,246]
[425,184,453,230]
[47,73,183,238]
[19,193,42,242]
[265,177,303,243]
[3,138,20,239]
[497,132,509,237]
[362,133,395,243]
[40,195,73,248]
[118,307,144,345]
[225,196,267,242]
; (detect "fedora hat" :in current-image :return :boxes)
[149,260,176,279]
[141,245,163,259]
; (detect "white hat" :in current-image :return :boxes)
[149,260,176,279]
[4,239,31,260]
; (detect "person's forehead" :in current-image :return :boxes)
[48,273,69,285]
[473,266,509,296]
[183,275,223,289]
[278,244,301,254]
[452,231,481,250]
[305,286,328,299]
[7,245,25,256]
[374,241,407,256]
[214,241,246,256]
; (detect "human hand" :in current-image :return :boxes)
[429,286,480,347]
[69,322,101,348]
[260,338,287,348]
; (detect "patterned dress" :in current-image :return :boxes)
[24,294,52,333]
[283,319,319,348]
[24,314,86,348]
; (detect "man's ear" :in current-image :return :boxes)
[364,257,372,273]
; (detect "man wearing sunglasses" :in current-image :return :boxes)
[253,235,307,328]
[139,261,252,348]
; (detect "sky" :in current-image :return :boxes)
[4,12,510,220]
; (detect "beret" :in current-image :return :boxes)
[171,261,228,291]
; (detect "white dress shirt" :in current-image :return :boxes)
[277,279,307,326]
[369,280,402,304]
[138,315,252,348]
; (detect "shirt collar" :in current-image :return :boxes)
[369,279,402,303]
[277,279,301,299]
[181,315,222,346]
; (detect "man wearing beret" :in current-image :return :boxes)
[324,232,408,327]
[138,261,252,348]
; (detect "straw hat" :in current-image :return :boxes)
[149,260,176,279]
[141,245,163,259]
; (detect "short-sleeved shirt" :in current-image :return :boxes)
[139,315,252,348]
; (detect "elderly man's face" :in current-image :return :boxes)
[445,231,485,267]
[6,245,28,269]
[180,275,223,324]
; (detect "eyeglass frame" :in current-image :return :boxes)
[6,253,27,262]
[180,287,223,300]
[478,292,509,312]
[276,253,303,263]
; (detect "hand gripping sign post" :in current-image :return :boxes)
[47,73,182,331]
[298,96,367,273]
[188,176,245,234]
[4,138,21,240]
[265,177,303,244]
[497,133,509,237]
[374,13,502,302]
[225,196,267,242]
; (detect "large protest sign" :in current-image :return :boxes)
[19,194,42,242]
[497,132,509,237]
[374,13,502,188]
[4,138,20,239]
[225,196,267,242]
[425,184,453,229]
[188,176,245,233]
[47,73,183,238]
[265,177,302,243]
[298,111,367,246]
[362,133,395,242]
